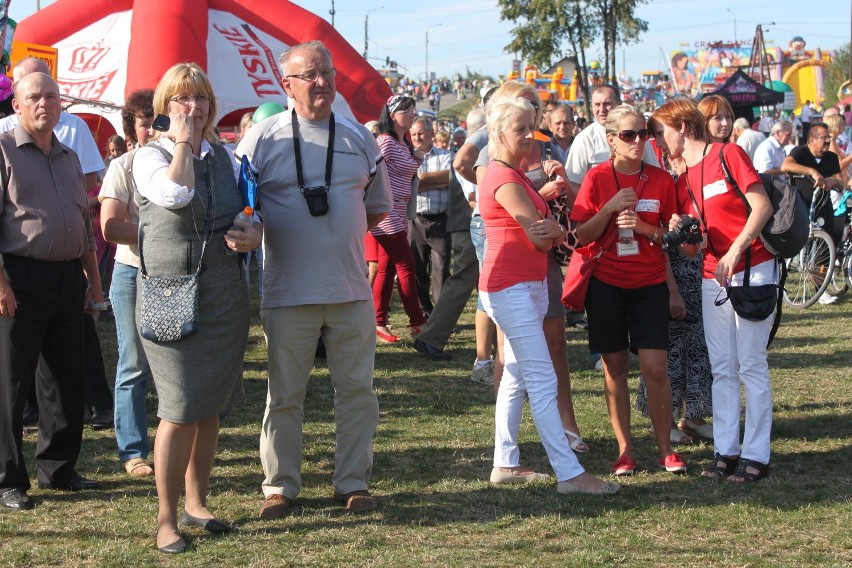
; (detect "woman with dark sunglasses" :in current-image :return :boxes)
[570,105,687,477]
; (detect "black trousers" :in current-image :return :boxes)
[0,255,86,490]
[409,213,451,315]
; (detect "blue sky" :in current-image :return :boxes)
[8,0,849,81]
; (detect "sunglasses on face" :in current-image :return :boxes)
[616,129,651,142]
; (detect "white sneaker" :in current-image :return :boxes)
[818,292,838,305]
[594,358,604,371]
[471,360,494,385]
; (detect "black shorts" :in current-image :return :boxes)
[586,277,669,354]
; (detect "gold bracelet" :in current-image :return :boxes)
[649,229,658,245]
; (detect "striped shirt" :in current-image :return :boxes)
[371,134,419,235]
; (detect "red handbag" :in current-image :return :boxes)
[561,163,649,312]
[560,227,618,312]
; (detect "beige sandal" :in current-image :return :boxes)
[123,457,154,477]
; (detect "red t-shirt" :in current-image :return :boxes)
[479,164,548,292]
[678,143,774,279]
[570,161,677,288]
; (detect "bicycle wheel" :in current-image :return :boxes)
[783,230,836,309]
[844,253,852,291]
[829,252,848,295]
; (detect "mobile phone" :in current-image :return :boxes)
[152,114,170,132]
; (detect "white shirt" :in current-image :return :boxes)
[752,135,786,174]
[0,111,105,175]
[133,137,219,209]
[735,129,766,161]
[565,122,659,185]
[801,105,813,122]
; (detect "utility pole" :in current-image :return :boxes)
[329,0,335,28]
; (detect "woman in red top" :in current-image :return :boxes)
[479,97,618,496]
[370,95,427,343]
[698,95,735,144]
[651,98,774,483]
[570,105,686,477]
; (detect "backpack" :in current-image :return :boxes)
[718,146,808,258]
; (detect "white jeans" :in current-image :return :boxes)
[702,259,775,464]
[481,280,585,481]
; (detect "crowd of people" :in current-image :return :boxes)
[1,41,850,556]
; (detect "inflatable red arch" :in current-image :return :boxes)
[15,0,391,145]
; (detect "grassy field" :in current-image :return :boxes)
[0,282,850,567]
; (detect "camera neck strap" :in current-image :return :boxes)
[292,108,335,190]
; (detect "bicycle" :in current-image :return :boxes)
[828,192,852,295]
[782,179,836,309]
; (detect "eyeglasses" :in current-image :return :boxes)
[530,102,540,112]
[169,94,212,106]
[286,68,337,83]
[810,135,831,141]
[616,129,651,142]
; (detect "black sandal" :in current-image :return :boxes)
[727,459,769,483]
[701,453,739,480]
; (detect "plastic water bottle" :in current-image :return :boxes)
[225,206,254,255]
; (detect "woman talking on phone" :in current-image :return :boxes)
[133,63,261,553]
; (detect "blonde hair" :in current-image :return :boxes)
[605,105,645,157]
[152,63,218,141]
[491,81,542,126]
[486,96,535,149]
[824,114,844,138]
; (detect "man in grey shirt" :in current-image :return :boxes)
[0,72,104,510]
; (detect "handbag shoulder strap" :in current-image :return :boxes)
[138,146,213,278]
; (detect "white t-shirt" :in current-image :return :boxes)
[736,129,766,161]
[236,111,391,308]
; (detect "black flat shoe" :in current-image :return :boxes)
[158,535,189,554]
[90,408,113,430]
[1,488,35,510]
[180,511,233,533]
[40,474,100,491]
[413,338,452,361]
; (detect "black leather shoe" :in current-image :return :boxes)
[1,487,35,510]
[40,474,100,492]
[158,535,189,554]
[413,338,452,361]
[90,408,113,430]
[180,511,233,533]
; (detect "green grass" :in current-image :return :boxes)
[1,282,850,567]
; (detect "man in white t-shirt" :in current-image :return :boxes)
[800,101,814,142]
[732,117,766,160]
[236,41,390,519]
[753,120,793,174]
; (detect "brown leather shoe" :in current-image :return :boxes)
[333,490,377,512]
[258,494,292,519]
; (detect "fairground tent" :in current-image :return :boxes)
[701,69,785,124]
[14,0,391,145]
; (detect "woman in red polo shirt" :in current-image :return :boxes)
[479,96,618,496]
[570,105,686,478]
[651,98,774,483]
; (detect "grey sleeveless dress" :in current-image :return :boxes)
[136,143,249,423]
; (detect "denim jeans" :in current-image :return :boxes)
[470,215,486,311]
[481,280,585,481]
[110,262,152,462]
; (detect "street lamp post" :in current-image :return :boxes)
[425,23,442,82]
[363,6,383,59]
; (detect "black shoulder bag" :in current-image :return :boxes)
[685,148,781,346]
